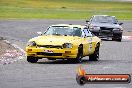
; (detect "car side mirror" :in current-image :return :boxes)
[37,31,42,36]
[119,22,123,25]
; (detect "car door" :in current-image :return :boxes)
[82,27,94,55]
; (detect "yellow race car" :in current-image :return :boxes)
[26,24,101,63]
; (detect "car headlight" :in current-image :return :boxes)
[27,41,36,46]
[62,43,73,48]
[89,25,94,29]
[89,26,100,30]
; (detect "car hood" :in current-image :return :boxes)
[90,23,121,28]
[29,35,82,45]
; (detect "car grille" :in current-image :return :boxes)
[37,52,62,56]
[37,45,62,49]
[100,27,113,32]
[99,27,113,37]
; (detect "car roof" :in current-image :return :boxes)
[51,24,83,29]
[93,15,115,18]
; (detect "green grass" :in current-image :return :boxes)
[0,0,132,19]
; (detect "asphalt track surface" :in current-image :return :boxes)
[0,20,132,88]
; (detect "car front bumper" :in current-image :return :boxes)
[90,29,122,38]
[26,47,78,59]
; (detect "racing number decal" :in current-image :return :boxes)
[82,27,93,53]
[88,37,92,52]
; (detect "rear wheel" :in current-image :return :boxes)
[27,56,38,63]
[89,44,99,61]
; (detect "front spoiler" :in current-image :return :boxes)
[91,31,122,38]
[26,47,78,59]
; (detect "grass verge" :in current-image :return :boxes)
[0,0,132,19]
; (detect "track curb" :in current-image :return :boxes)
[0,39,25,65]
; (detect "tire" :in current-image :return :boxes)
[75,45,83,63]
[27,56,38,63]
[112,37,115,41]
[117,35,122,42]
[112,36,122,42]
[89,44,99,61]
[112,33,122,42]
[76,75,86,85]
[116,38,122,42]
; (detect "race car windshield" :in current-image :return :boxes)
[45,26,82,37]
[91,16,117,24]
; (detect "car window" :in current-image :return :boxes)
[91,16,117,24]
[44,26,82,37]
[71,27,82,37]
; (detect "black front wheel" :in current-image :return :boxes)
[117,36,122,42]
[89,45,99,61]
[75,53,83,63]
[75,45,83,63]
[112,33,122,42]
[27,56,38,63]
